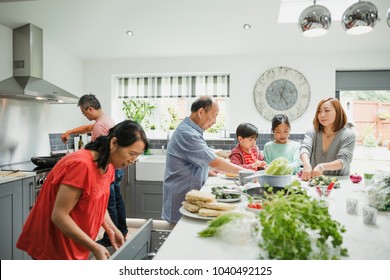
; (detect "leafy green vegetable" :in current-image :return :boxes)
[309,175,340,188]
[265,157,293,175]
[258,185,348,260]
[211,186,241,199]
[198,212,245,237]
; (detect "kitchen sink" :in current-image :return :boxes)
[136,155,166,181]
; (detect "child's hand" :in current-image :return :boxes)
[253,160,267,170]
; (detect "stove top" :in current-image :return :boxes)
[0,161,52,173]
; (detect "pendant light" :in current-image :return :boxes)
[298,0,332,37]
[342,1,379,35]
[387,8,390,28]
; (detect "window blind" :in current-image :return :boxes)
[116,75,230,98]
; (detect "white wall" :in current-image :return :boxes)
[82,51,390,134]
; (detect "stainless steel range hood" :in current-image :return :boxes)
[0,24,79,103]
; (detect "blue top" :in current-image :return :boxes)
[162,117,217,223]
[263,140,301,174]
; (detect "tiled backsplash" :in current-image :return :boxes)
[49,133,305,152]
[147,133,305,151]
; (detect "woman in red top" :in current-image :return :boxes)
[16,120,148,260]
[229,123,266,171]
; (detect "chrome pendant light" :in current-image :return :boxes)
[387,8,390,28]
[342,1,379,35]
[298,0,331,37]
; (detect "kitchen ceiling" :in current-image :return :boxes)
[0,0,389,61]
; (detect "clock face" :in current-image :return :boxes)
[254,66,311,121]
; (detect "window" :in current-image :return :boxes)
[112,74,230,137]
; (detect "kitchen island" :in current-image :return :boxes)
[154,175,390,260]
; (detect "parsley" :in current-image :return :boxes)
[257,184,348,260]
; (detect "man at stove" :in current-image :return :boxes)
[61,94,127,247]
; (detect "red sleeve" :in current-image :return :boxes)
[50,159,94,195]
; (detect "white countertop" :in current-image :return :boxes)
[154,175,390,260]
[0,171,35,185]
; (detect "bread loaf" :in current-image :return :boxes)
[182,201,201,213]
[198,208,230,217]
[185,190,215,203]
[194,200,236,211]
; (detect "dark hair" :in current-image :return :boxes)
[78,94,102,110]
[191,96,213,113]
[236,123,259,139]
[271,114,291,132]
[85,120,149,169]
[313,98,347,132]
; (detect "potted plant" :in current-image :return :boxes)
[122,99,156,125]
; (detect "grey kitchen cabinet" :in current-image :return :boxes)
[0,177,34,260]
[134,181,163,219]
[121,164,163,220]
[0,180,23,260]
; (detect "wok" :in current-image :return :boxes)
[31,155,63,168]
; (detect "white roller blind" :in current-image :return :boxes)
[116,74,230,98]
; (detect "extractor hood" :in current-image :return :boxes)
[0,24,79,103]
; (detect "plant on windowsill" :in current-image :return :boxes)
[122,99,156,125]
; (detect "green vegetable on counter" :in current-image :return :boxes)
[198,212,245,237]
[258,185,348,260]
[265,157,293,175]
[211,186,241,199]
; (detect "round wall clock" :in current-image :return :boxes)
[253,66,311,121]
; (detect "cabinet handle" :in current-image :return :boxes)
[29,181,34,210]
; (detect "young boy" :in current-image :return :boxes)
[229,123,266,171]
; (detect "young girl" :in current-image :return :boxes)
[263,114,301,174]
[229,123,266,171]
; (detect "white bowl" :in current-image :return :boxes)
[257,174,291,188]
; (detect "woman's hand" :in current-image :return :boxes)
[311,164,324,178]
[92,244,111,260]
[300,165,312,181]
[107,227,125,250]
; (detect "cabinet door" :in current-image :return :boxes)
[135,182,163,219]
[21,177,34,260]
[0,181,23,260]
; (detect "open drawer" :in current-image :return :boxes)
[109,218,172,260]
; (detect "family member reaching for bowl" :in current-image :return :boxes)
[17,120,148,260]
[263,114,301,175]
[162,97,251,224]
[299,98,356,181]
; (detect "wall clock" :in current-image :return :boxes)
[253,66,311,121]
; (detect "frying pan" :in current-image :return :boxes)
[31,155,63,168]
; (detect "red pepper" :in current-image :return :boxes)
[316,186,322,196]
[326,181,335,196]
[327,181,335,191]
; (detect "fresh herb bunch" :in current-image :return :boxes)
[258,185,348,260]
[198,212,246,237]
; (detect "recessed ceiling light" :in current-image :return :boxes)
[243,24,251,29]
[126,30,134,36]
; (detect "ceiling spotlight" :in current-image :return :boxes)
[243,24,251,29]
[126,30,134,36]
[342,1,379,35]
[298,0,331,37]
